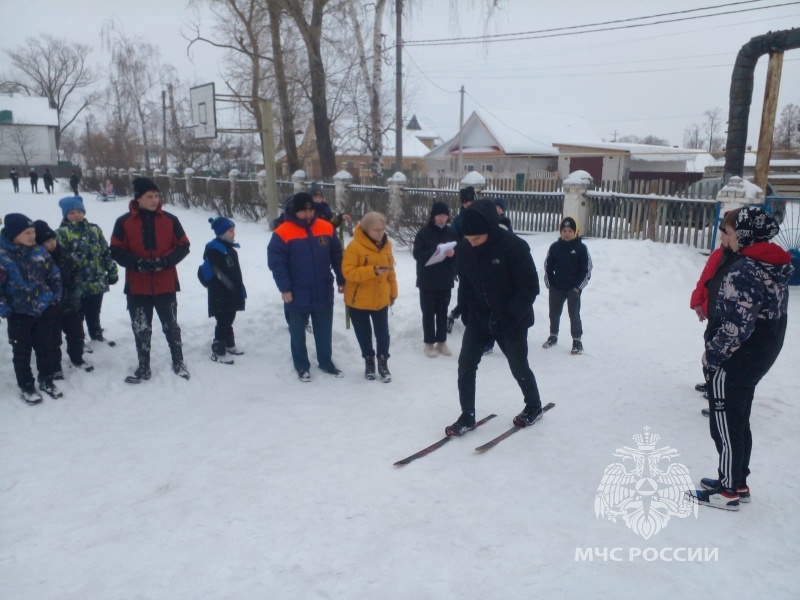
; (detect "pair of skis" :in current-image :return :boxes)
[393,402,555,466]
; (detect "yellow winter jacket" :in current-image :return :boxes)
[343,224,398,311]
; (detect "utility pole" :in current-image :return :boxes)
[456,85,465,178]
[395,0,403,174]
[754,51,783,194]
[162,90,168,169]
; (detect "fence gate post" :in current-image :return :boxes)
[334,169,353,214]
[563,171,593,235]
[184,168,195,198]
[387,172,407,227]
[227,168,240,216]
[292,169,307,194]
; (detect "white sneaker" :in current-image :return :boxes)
[436,342,452,356]
[424,344,438,358]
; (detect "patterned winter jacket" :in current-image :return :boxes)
[57,219,118,296]
[704,242,793,370]
[0,234,62,318]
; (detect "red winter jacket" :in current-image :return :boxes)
[690,247,724,317]
[110,200,190,295]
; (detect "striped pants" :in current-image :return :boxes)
[705,367,755,491]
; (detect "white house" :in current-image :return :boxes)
[0,94,59,167]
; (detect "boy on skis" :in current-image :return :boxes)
[198,217,246,365]
[0,213,63,403]
[542,217,592,355]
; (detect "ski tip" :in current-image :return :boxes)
[543,402,556,410]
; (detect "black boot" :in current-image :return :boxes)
[377,355,391,383]
[364,355,376,380]
[125,352,151,384]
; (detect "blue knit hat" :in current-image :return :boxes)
[2,213,35,241]
[493,198,507,212]
[209,216,235,237]
[59,195,86,219]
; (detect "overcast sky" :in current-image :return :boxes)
[3,0,799,149]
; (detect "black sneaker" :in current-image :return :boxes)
[297,369,311,382]
[571,340,583,355]
[513,403,543,427]
[226,346,244,356]
[39,379,63,399]
[211,352,234,365]
[695,382,707,392]
[125,365,152,384]
[173,362,191,380]
[445,413,476,437]
[320,365,345,378]
[364,356,376,381]
[446,313,455,334]
[700,478,751,503]
[53,369,65,381]
[701,408,710,417]
[21,386,43,405]
[542,335,557,349]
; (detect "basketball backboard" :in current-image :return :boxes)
[190,83,217,139]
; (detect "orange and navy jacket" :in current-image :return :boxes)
[110,199,190,295]
[342,224,397,311]
[267,214,344,312]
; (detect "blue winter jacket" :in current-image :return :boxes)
[0,234,63,318]
[267,214,344,313]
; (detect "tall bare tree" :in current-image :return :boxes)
[774,102,800,150]
[703,107,724,152]
[1,34,98,149]
[683,123,705,150]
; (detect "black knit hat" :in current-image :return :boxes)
[289,192,314,215]
[132,177,160,200]
[431,201,450,217]
[460,186,476,204]
[560,217,577,232]
[733,205,779,248]
[460,208,489,235]
[33,220,57,245]
[2,213,34,241]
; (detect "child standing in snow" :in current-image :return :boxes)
[0,213,63,404]
[198,217,246,364]
[56,196,119,345]
[34,220,92,376]
[542,217,592,355]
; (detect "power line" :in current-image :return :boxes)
[404,52,460,94]
[404,2,800,47]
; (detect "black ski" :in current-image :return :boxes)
[394,414,497,467]
[475,402,555,453]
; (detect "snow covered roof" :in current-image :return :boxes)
[427,109,603,158]
[0,94,58,127]
[555,140,717,165]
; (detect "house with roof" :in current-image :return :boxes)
[0,94,59,169]
[424,109,716,189]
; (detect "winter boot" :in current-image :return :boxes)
[173,362,191,380]
[424,344,438,358]
[571,339,584,355]
[701,478,751,503]
[21,386,43,405]
[226,346,244,356]
[53,369,65,381]
[702,408,710,417]
[71,359,94,373]
[364,355,376,380]
[125,364,152,384]
[39,378,63,399]
[377,355,391,383]
[687,486,740,511]
[297,369,311,382]
[513,403,543,427]
[445,412,476,437]
[435,342,452,356]
[695,382,707,392]
[211,340,234,365]
[320,364,345,378]
[542,335,558,349]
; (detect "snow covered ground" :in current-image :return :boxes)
[1,183,799,599]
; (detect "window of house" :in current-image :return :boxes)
[0,110,12,124]
[465,164,475,172]
[346,161,354,169]
[411,162,418,171]
[482,164,493,173]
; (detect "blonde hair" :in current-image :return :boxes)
[360,212,387,232]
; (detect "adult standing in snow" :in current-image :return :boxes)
[446,186,477,333]
[69,170,80,196]
[42,168,55,194]
[342,211,398,382]
[110,177,191,383]
[412,201,457,359]
[267,192,345,382]
[9,168,20,193]
[29,168,39,193]
[541,217,592,355]
[0,213,63,403]
[691,206,792,511]
[446,199,544,436]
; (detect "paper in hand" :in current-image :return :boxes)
[425,241,457,266]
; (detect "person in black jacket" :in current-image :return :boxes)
[42,169,56,194]
[445,199,544,436]
[198,217,246,364]
[69,170,80,196]
[9,168,20,193]
[412,201,457,358]
[29,168,39,193]
[542,217,592,355]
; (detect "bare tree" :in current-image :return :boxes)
[617,134,669,146]
[774,102,800,150]
[683,123,705,150]
[703,107,724,152]
[1,35,98,149]
[0,124,41,168]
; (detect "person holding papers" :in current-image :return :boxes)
[412,201,458,358]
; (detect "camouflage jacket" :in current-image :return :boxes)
[0,235,62,318]
[704,242,793,368]
[57,219,118,296]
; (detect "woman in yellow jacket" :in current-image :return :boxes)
[342,212,398,382]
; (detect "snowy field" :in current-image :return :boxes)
[1,183,799,600]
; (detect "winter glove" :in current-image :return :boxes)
[151,257,168,271]
[135,258,154,272]
[108,272,119,285]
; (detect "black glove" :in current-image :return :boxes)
[152,257,168,271]
[136,258,154,272]
[108,272,119,285]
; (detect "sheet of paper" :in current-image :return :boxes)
[425,241,457,266]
